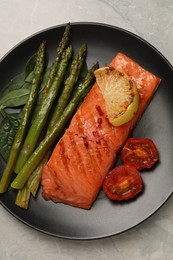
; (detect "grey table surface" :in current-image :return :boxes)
[0,0,173,259]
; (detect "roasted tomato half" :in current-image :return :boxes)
[103,165,143,201]
[121,138,159,171]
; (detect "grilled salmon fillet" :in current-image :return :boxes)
[41,53,161,209]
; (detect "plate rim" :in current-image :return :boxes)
[0,21,173,71]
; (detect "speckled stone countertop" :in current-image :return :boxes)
[0,1,173,259]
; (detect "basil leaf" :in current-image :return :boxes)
[22,81,32,90]
[25,71,34,84]
[0,72,25,98]
[0,113,20,161]
[25,53,37,79]
[0,88,30,109]
[0,51,48,110]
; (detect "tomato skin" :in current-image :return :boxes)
[103,165,143,201]
[121,138,159,171]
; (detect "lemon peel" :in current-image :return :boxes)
[94,67,139,126]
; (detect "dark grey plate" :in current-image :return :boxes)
[0,22,173,240]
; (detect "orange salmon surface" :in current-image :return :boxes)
[41,53,161,209]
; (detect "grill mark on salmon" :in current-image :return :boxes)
[69,135,90,186]
[73,105,112,176]
[58,139,70,173]
[41,53,161,209]
[74,133,104,188]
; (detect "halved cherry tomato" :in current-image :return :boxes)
[121,138,159,170]
[103,165,143,201]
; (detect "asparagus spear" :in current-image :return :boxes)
[41,23,71,99]
[48,43,87,131]
[26,43,87,197]
[14,46,73,174]
[27,151,50,196]
[15,153,49,208]
[15,24,71,207]
[15,185,31,209]
[0,41,46,193]
[11,62,99,190]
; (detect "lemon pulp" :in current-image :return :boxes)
[94,67,139,126]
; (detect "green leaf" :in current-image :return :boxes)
[22,81,32,90]
[0,72,25,98]
[25,71,34,84]
[0,88,30,109]
[25,53,37,79]
[0,113,20,161]
[0,50,48,110]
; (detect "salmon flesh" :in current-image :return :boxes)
[41,53,161,209]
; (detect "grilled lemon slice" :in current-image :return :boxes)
[94,67,139,126]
